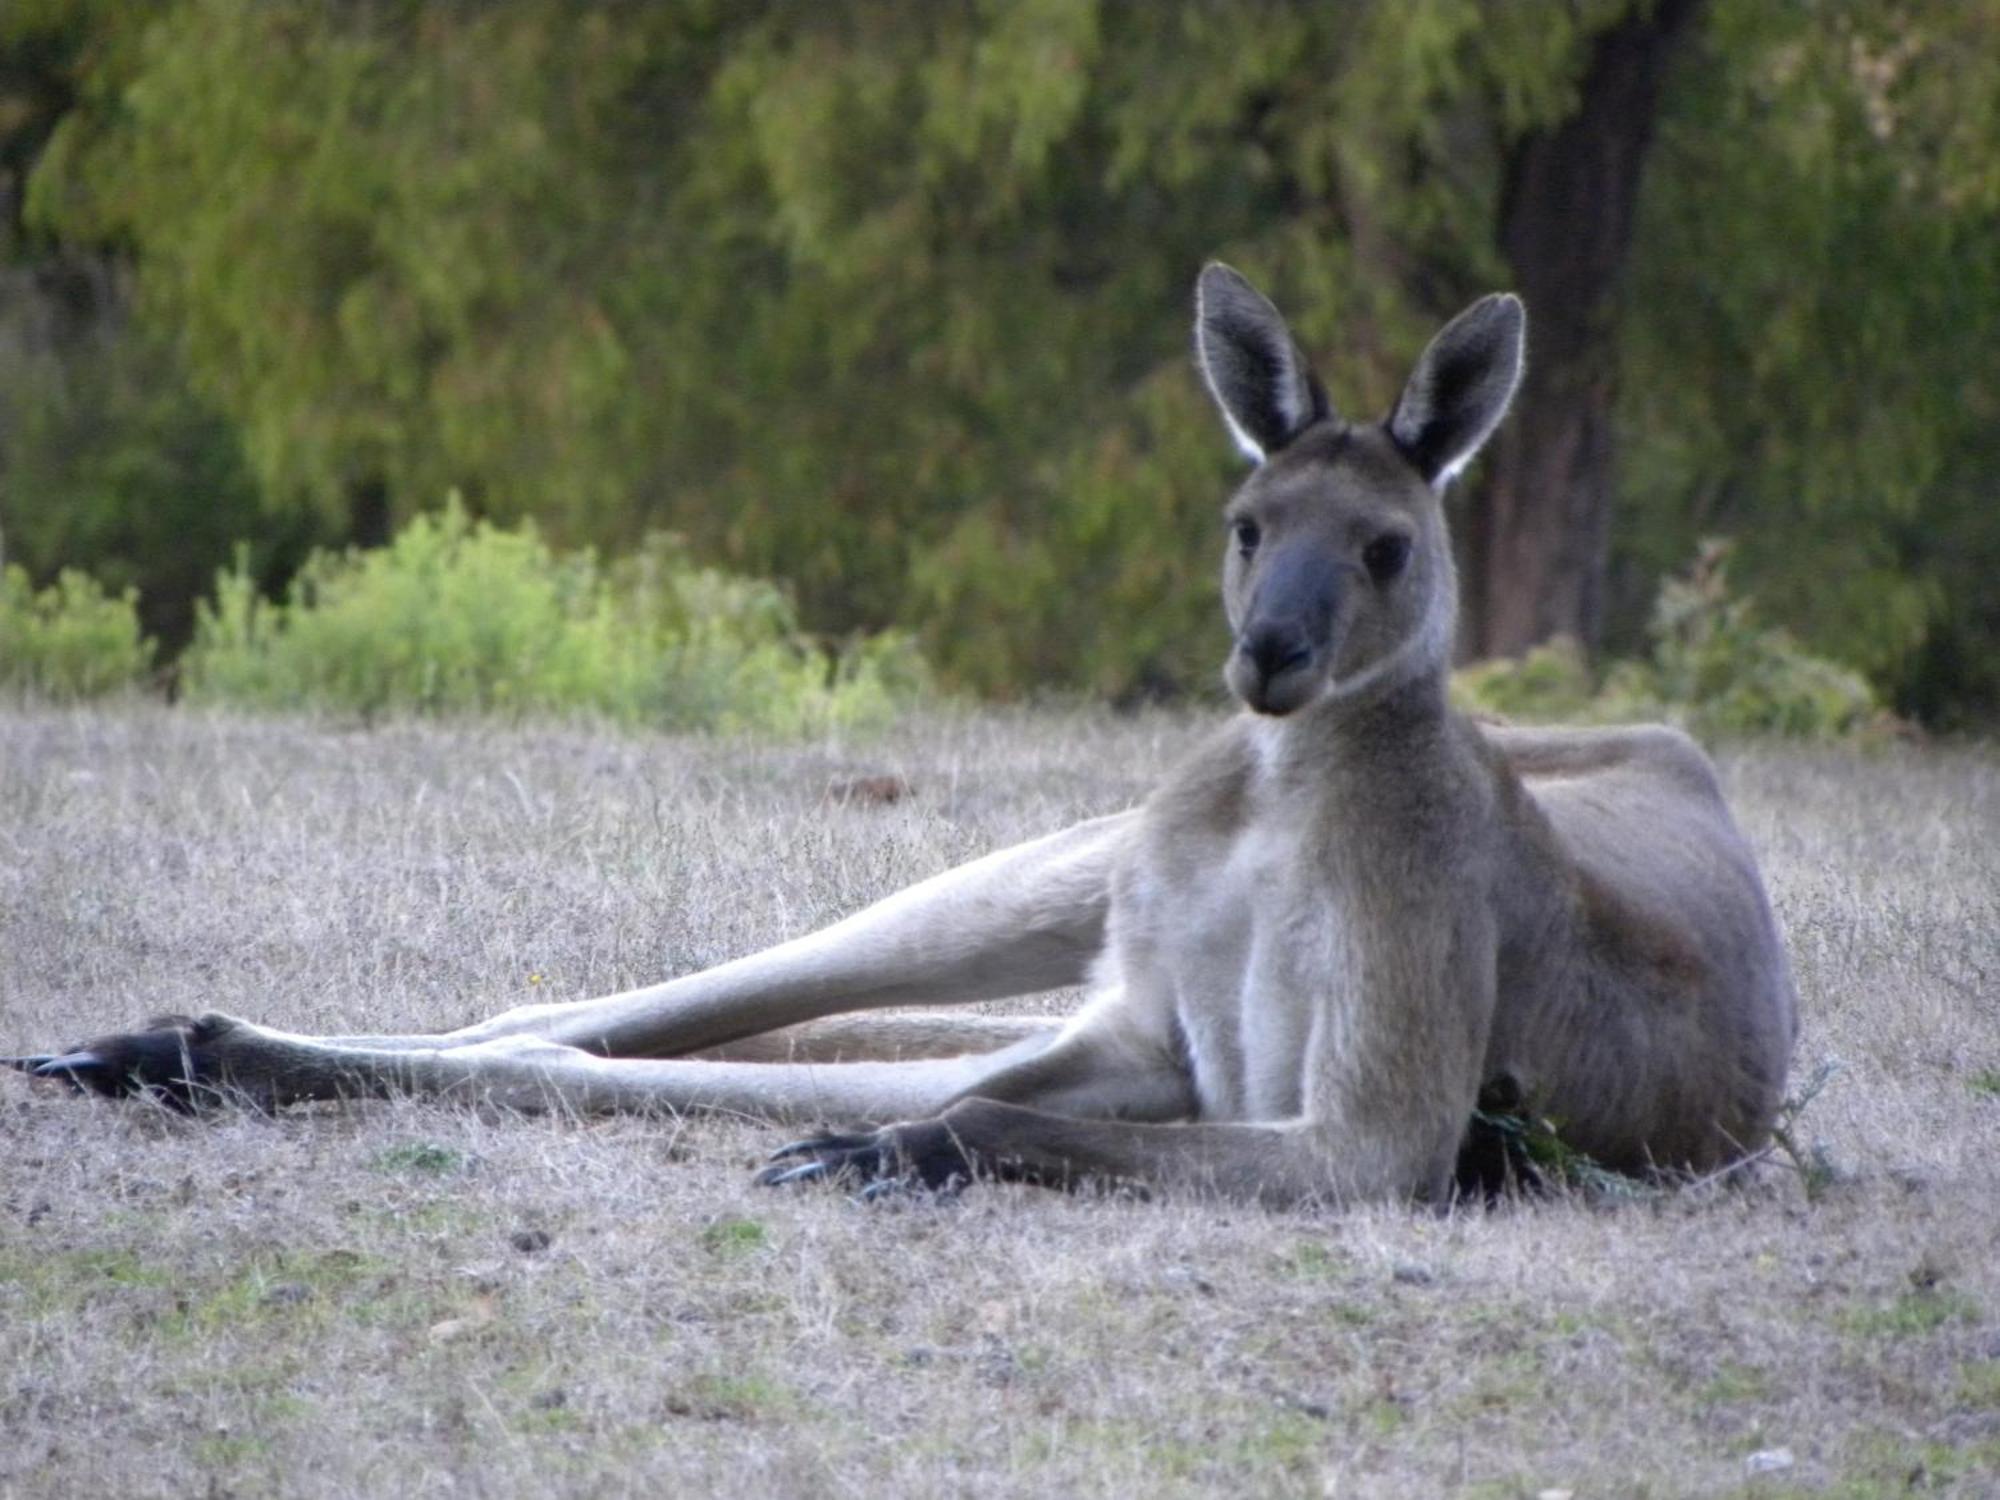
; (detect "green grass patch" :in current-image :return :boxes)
[1955,1360,2000,1409]
[0,1245,177,1315]
[156,1248,383,1343]
[370,1140,468,1176]
[698,1217,770,1257]
[663,1371,796,1423]
[1814,1433,2000,1498]
[1698,1362,1771,1407]
[1281,1240,1347,1279]
[1838,1288,1982,1338]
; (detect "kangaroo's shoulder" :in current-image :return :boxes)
[1141,716,1262,842]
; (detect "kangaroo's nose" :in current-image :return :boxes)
[1239,624,1311,682]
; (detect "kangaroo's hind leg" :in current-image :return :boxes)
[8,814,1131,1102]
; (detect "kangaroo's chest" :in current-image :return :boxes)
[1131,819,1354,1122]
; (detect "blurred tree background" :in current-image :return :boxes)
[2,0,1995,722]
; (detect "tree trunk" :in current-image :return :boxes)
[348,475,391,548]
[1463,0,1704,659]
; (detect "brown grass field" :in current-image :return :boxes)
[2,703,1996,1498]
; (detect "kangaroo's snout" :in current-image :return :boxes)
[1229,547,1338,716]
[1240,623,1311,682]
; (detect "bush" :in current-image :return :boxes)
[182,498,927,733]
[0,564,154,699]
[1453,540,1884,741]
[1642,540,1884,740]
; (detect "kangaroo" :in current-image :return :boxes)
[6,266,1797,1206]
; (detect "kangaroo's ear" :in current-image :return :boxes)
[1195,263,1330,464]
[1388,293,1525,487]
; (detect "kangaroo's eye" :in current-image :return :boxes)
[1232,519,1262,556]
[1363,533,1411,583]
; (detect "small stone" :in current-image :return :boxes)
[261,1282,312,1307]
[1909,1249,1955,1291]
[1745,1447,1795,1475]
[823,774,913,807]
[509,1227,553,1254]
[1537,1489,1575,1500]
[1392,1262,1435,1286]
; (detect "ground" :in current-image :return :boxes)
[1,703,1996,1499]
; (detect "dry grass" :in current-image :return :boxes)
[2,702,1996,1499]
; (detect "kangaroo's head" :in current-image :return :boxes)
[1195,265,1524,717]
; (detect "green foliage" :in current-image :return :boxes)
[0,310,291,653]
[8,0,1637,697]
[913,372,1238,699]
[1465,1106,1655,1202]
[0,561,153,697]
[1453,640,1612,727]
[1642,541,1884,740]
[182,499,925,734]
[1454,542,1884,741]
[7,0,1998,719]
[1617,1,2000,722]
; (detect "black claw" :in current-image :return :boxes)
[3,1052,100,1096]
[4,1023,214,1109]
[756,1160,831,1189]
[765,1130,876,1163]
[31,1050,108,1077]
[21,1051,117,1095]
[752,1118,975,1196]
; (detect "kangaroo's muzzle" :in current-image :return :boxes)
[1229,548,1338,716]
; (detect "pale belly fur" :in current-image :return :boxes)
[1137,823,1348,1123]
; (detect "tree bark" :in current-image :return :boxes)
[348,475,391,549]
[1463,0,1704,659]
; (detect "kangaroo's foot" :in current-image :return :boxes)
[3,1012,346,1112]
[6,1013,229,1110]
[756,1118,978,1196]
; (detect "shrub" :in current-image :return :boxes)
[182,498,926,733]
[1642,540,1883,740]
[0,564,154,698]
[1453,540,1884,741]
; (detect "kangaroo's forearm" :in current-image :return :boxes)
[938,1099,1434,1207]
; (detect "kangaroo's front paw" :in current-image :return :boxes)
[3,1013,249,1111]
[756,1118,974,1197]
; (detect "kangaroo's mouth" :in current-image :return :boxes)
[1226,644,1324,717]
